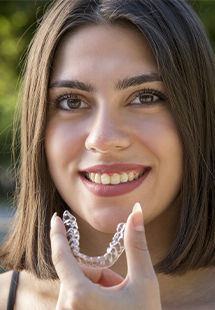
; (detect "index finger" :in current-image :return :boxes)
[50,213,88,290]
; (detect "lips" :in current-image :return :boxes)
[79,164,151,197]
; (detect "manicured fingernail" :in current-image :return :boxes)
[132,202,144,231]
[51,212,57,228]
[132,202,142,213]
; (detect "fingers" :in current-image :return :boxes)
[81,266,124,287]
[124,203,157,283]
[50,213,88,291]
[50,213,124,289]
[96,269,124,287]
[50,208,161,310]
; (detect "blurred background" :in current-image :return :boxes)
[0,0,51,248]
[0,0,215,256]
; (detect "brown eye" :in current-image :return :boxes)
[139,94,154,103]
[130,88,167,107]
[131,93,160,105]
[67,99,82,109]
[57,95,89,111]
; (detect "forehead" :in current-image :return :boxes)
[50,24,158,84]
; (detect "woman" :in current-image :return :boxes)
[0,0,215,309]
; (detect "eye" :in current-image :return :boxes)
[54,93,89,111]
[131,89,167,106]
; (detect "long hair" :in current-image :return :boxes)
[0,0,215,279]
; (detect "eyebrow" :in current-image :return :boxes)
[115,73,163,90]
[49,73,162,92]
[49,80,95,92]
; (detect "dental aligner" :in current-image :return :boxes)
[62,210,126,268]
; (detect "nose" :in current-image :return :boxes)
[85,109,131,153]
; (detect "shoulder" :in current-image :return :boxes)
[0,270,13,310]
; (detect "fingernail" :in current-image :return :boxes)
[51,212,57,228]
[132,202,144,231]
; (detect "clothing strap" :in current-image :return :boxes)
[7,271,19,310]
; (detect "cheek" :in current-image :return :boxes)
[146,114,183,195]
[133,112,182,159]
[45,119,86,171]
[131,111,183,187]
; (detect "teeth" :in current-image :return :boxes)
[95,174,101,183]
[91,173,95,182]
[111,173,120,185]
[87,171,143,185]
[134,173,139,180]
[120,172,128,183]
[128,171,134,181]
[101,173,110,184]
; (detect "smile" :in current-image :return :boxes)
[79,164,151,197]
[85,170,145,185]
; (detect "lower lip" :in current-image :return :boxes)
[79,170,151,197]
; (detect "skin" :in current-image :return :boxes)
[46,23,179,309]
[45,24,183,260]
[1,24,215,310]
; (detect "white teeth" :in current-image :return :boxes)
[120,172,128,183]
[101,173,110,184]
[87,171,142,185]
[110,173,121,185]
[134,173,139,180]
[128,171,134,181]
[91,173,95,182]
[95,174,101,183]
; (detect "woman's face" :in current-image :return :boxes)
[46,24,183,233]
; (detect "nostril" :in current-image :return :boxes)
[87,145,109,153]
[85,121,131,153]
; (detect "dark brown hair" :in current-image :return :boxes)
[0,0,215,279]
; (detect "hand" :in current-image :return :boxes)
[50,203,162,310]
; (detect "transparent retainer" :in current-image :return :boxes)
[62,210,126,268]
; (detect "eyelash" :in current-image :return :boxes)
[51,88,167,111]
[51,92,88,111]
[131,88,167,106]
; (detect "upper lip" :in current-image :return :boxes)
[80,164,151,175]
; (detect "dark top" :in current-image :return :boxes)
[7,271,19,310]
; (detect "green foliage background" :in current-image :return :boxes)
[0,0,215,200]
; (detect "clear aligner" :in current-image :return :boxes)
[62,210,126,268]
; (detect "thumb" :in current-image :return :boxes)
[124,203,156,282]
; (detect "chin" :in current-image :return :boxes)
[76,208,128,235]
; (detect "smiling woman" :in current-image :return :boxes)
[45,24,182,234]
[0,0,215,309]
